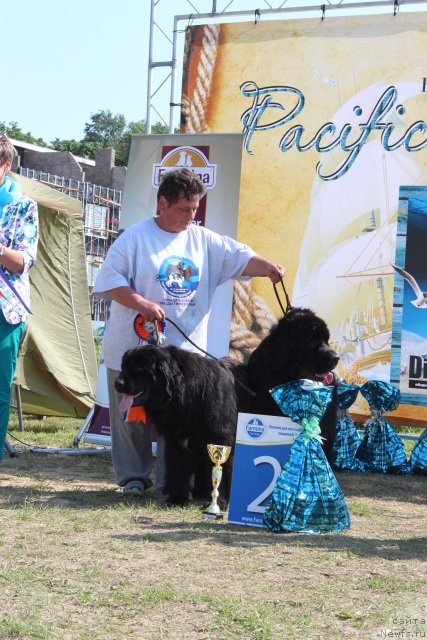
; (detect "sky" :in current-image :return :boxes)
[3,0,422,145]
[3,0,186,143]
[4,0,245,144]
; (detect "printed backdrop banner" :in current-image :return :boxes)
[181,12,427,422]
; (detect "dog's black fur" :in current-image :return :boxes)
[115,307,339,507]
[247,308,339,463]
[115,345,242,508]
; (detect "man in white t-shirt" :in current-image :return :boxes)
[93,168,285,496]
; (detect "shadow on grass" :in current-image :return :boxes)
[1,448,425,502]
[1,449,113,484]
[1,467,426,563]
[1,451,425,558]
[336,470,426,504]
[2,451,425,502]
[113,525,427,562]
[1,483,425,562]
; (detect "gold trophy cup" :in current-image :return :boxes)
[202,444,232,520]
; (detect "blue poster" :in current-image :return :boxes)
[228,413,301,527]
[391,186,427,405]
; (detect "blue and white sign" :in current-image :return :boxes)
[391,186,427,406]
[228,413,302,527]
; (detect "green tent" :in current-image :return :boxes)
[11,173,98,418]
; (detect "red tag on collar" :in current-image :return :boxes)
[133,314,166,344]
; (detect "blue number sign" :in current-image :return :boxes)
[228,413,301,527]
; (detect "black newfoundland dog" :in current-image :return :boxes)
[247,307,339,463]
[115,345,244,508]
[115,307,339,508]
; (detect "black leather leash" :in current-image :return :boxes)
[163,316,218,360]
[152,277,291,398]
[163,316,257,397]
[273,278,293,316]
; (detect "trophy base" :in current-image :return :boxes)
[202,511,224,520]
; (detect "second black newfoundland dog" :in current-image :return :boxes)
[115,307,339,508]
[247,307,340,463]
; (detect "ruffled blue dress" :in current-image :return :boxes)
[355,381,409,473]
[333,382,364,471]
[410,428,427,475]
[263,380,351,534]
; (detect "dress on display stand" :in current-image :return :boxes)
[409,428,427,475]
[355,380,409,474]
[263,380,351,534]
[333,382,364,471]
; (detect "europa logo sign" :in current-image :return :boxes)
[245,418,266,439]
[152,146,217,188]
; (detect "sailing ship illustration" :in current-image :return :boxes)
[293,82,427,384]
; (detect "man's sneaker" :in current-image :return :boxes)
[123,480,151,496]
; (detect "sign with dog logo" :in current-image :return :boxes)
[152,145,216,227]
[228,413,301,527]
[121,133,244,358]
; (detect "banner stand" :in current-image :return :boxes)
[29,361,112,455]
[30,446,110,456]
[17,400,112,457]
[30,403,111,455]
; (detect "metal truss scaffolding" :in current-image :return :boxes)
[147,0,427,134]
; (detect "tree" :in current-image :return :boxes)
[1,111,173,166]
[119,120,174,164]
[0,121,47,147]
[51,138,102,159]
[83,110,126,148]
[82,111,170,165]
[118,119,147,166]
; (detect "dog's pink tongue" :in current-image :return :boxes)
[320,372,334,385]
[119,394,134,413]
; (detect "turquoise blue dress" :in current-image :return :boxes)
[355,381,409,473]
[0,183,38,460]
[333,382,364,471]
[410,429,427,475]
[263,380,351,534]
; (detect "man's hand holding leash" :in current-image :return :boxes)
[242,255,285,283]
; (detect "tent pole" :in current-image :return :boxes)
[15,384,24,432]
[4,438,18,457]
[4,386,23,457]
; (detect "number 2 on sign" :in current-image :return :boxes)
[247,456,282,513]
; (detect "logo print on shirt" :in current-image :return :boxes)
[156,256,199,298]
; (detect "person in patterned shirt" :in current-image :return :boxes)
[0,135,38,460]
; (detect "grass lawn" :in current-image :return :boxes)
[0,414,426,640]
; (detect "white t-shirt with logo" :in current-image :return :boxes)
[93,216,255,371]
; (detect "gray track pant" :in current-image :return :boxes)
[107,368,165,490]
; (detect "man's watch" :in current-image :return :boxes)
[0,244,6,257]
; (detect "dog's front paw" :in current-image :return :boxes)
[165,492,191,507]
[217,497,229,512]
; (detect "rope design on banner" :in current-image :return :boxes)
[229,281,277,364]
[183,24,220,132]
[345,360,368,385]
[182,24,279,362]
